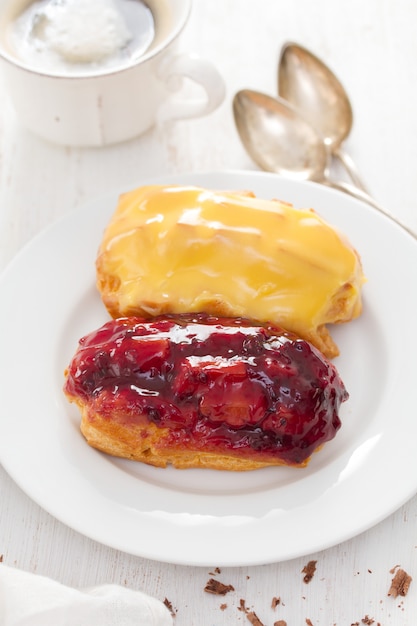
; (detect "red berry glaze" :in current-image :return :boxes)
[64,314,348,466]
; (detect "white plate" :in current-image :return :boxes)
[1,170,416,567]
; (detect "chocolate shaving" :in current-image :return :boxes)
[246,611,265,626]
[302,560,317,583]
[271,596,281,609]
[388,568,412,597]
[204,578,234,595]
[361,617,374,625]
[274,621,287,626]
[305,620,314,626]
[163,597,176,617]
[237,598,266,626]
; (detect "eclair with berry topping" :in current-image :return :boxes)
[63,314,348,470]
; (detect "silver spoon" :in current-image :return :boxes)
[233,89,416,238]
[234,89,368,196]
[233,89,329,181]
[278,41,368,193]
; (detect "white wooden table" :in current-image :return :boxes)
[1,1,417,624]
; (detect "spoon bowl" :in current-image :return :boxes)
[278,42,352,150]
[233,89,329,181]
[278,42,367,191]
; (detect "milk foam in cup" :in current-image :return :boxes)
[9,0,155,73]
[0,0,225,146]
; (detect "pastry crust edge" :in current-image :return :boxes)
[75,403,310,471]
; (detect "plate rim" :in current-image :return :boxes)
[1,169,417,566]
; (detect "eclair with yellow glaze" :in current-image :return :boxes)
[96,185,365,358]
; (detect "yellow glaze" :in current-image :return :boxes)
[96,185,365,357]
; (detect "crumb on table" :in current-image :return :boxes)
[302,560,317,583]
[204,578,234,595]
[388,568,412,598]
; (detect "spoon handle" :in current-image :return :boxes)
[324,179,416,240]
[333,147,370,194]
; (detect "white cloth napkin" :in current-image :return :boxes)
[0,564,173,626]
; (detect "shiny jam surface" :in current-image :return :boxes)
[64,314,348,465]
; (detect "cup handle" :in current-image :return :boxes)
[156,52,225,122]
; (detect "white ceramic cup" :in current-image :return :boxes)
[0,0,225,146]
